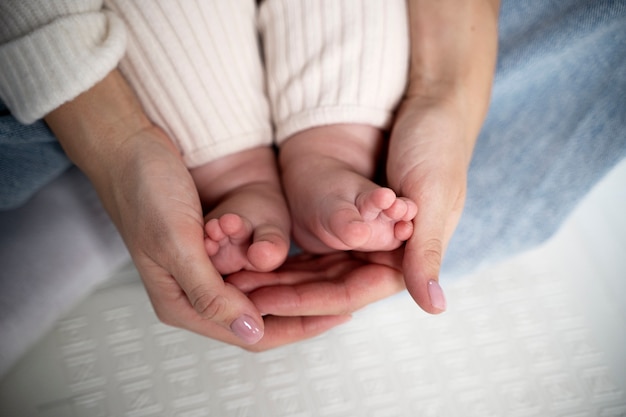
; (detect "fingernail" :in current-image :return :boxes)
[428,280,447,311]
[231,315,264,344]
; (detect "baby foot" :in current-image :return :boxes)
[191,147,291,275]
[280,124,417,253]
[293,179,416,253]
[350,187,417,248]
[205,212,288,275]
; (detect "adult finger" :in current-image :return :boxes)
[143,271,351,351]
[160,230,266,345]
[352,248,405,270]
[401,179,464,314]
[226,252,364,293]
[242,315,352,352]
[247,263,405,316]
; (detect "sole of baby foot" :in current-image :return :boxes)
[204,213,253,275]
[295,187,416,253]
[348,187,417,251]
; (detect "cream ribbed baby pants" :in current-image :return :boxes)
[107,0,408,168]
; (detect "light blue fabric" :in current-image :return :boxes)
[442,0,626,277]
[0,101,71,210]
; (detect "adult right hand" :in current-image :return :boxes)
[45,70,266,345]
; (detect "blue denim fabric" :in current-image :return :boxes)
[442,0,626,277]
[0,101,71,210]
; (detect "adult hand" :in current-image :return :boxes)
[385,0,500,313]
[99,130,405,349]
[387,97,472,313]
[46,70,265,345]
[90,129,406,349]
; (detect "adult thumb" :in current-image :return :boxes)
[174,248,265,345]
[402,205,449,315]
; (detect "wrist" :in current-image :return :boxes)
[44,70,154,179]
[44,70,185,226]
[404,0,499,141]
[387,94,475,198]
[398,89,481,156]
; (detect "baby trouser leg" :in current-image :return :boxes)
[107,0,272,168]
[259,0,409,143]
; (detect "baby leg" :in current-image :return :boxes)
[259,0,411,252]
[280,124,416,253]
[191,146,290,275]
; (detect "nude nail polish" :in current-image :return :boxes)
[428,280,447,311]
[231,315,263,344]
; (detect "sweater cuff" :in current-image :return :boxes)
[0,11,126,124]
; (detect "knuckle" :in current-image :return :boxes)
[189,287,227,321]
[422,239,443,271]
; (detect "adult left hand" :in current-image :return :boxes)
[384,0,500,314]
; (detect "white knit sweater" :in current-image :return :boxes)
[0,0,408,168]
[0,0,126,125]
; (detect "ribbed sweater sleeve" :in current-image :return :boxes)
[259,0,409,143]
[106,0,272,168]
[0,0,126,124]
